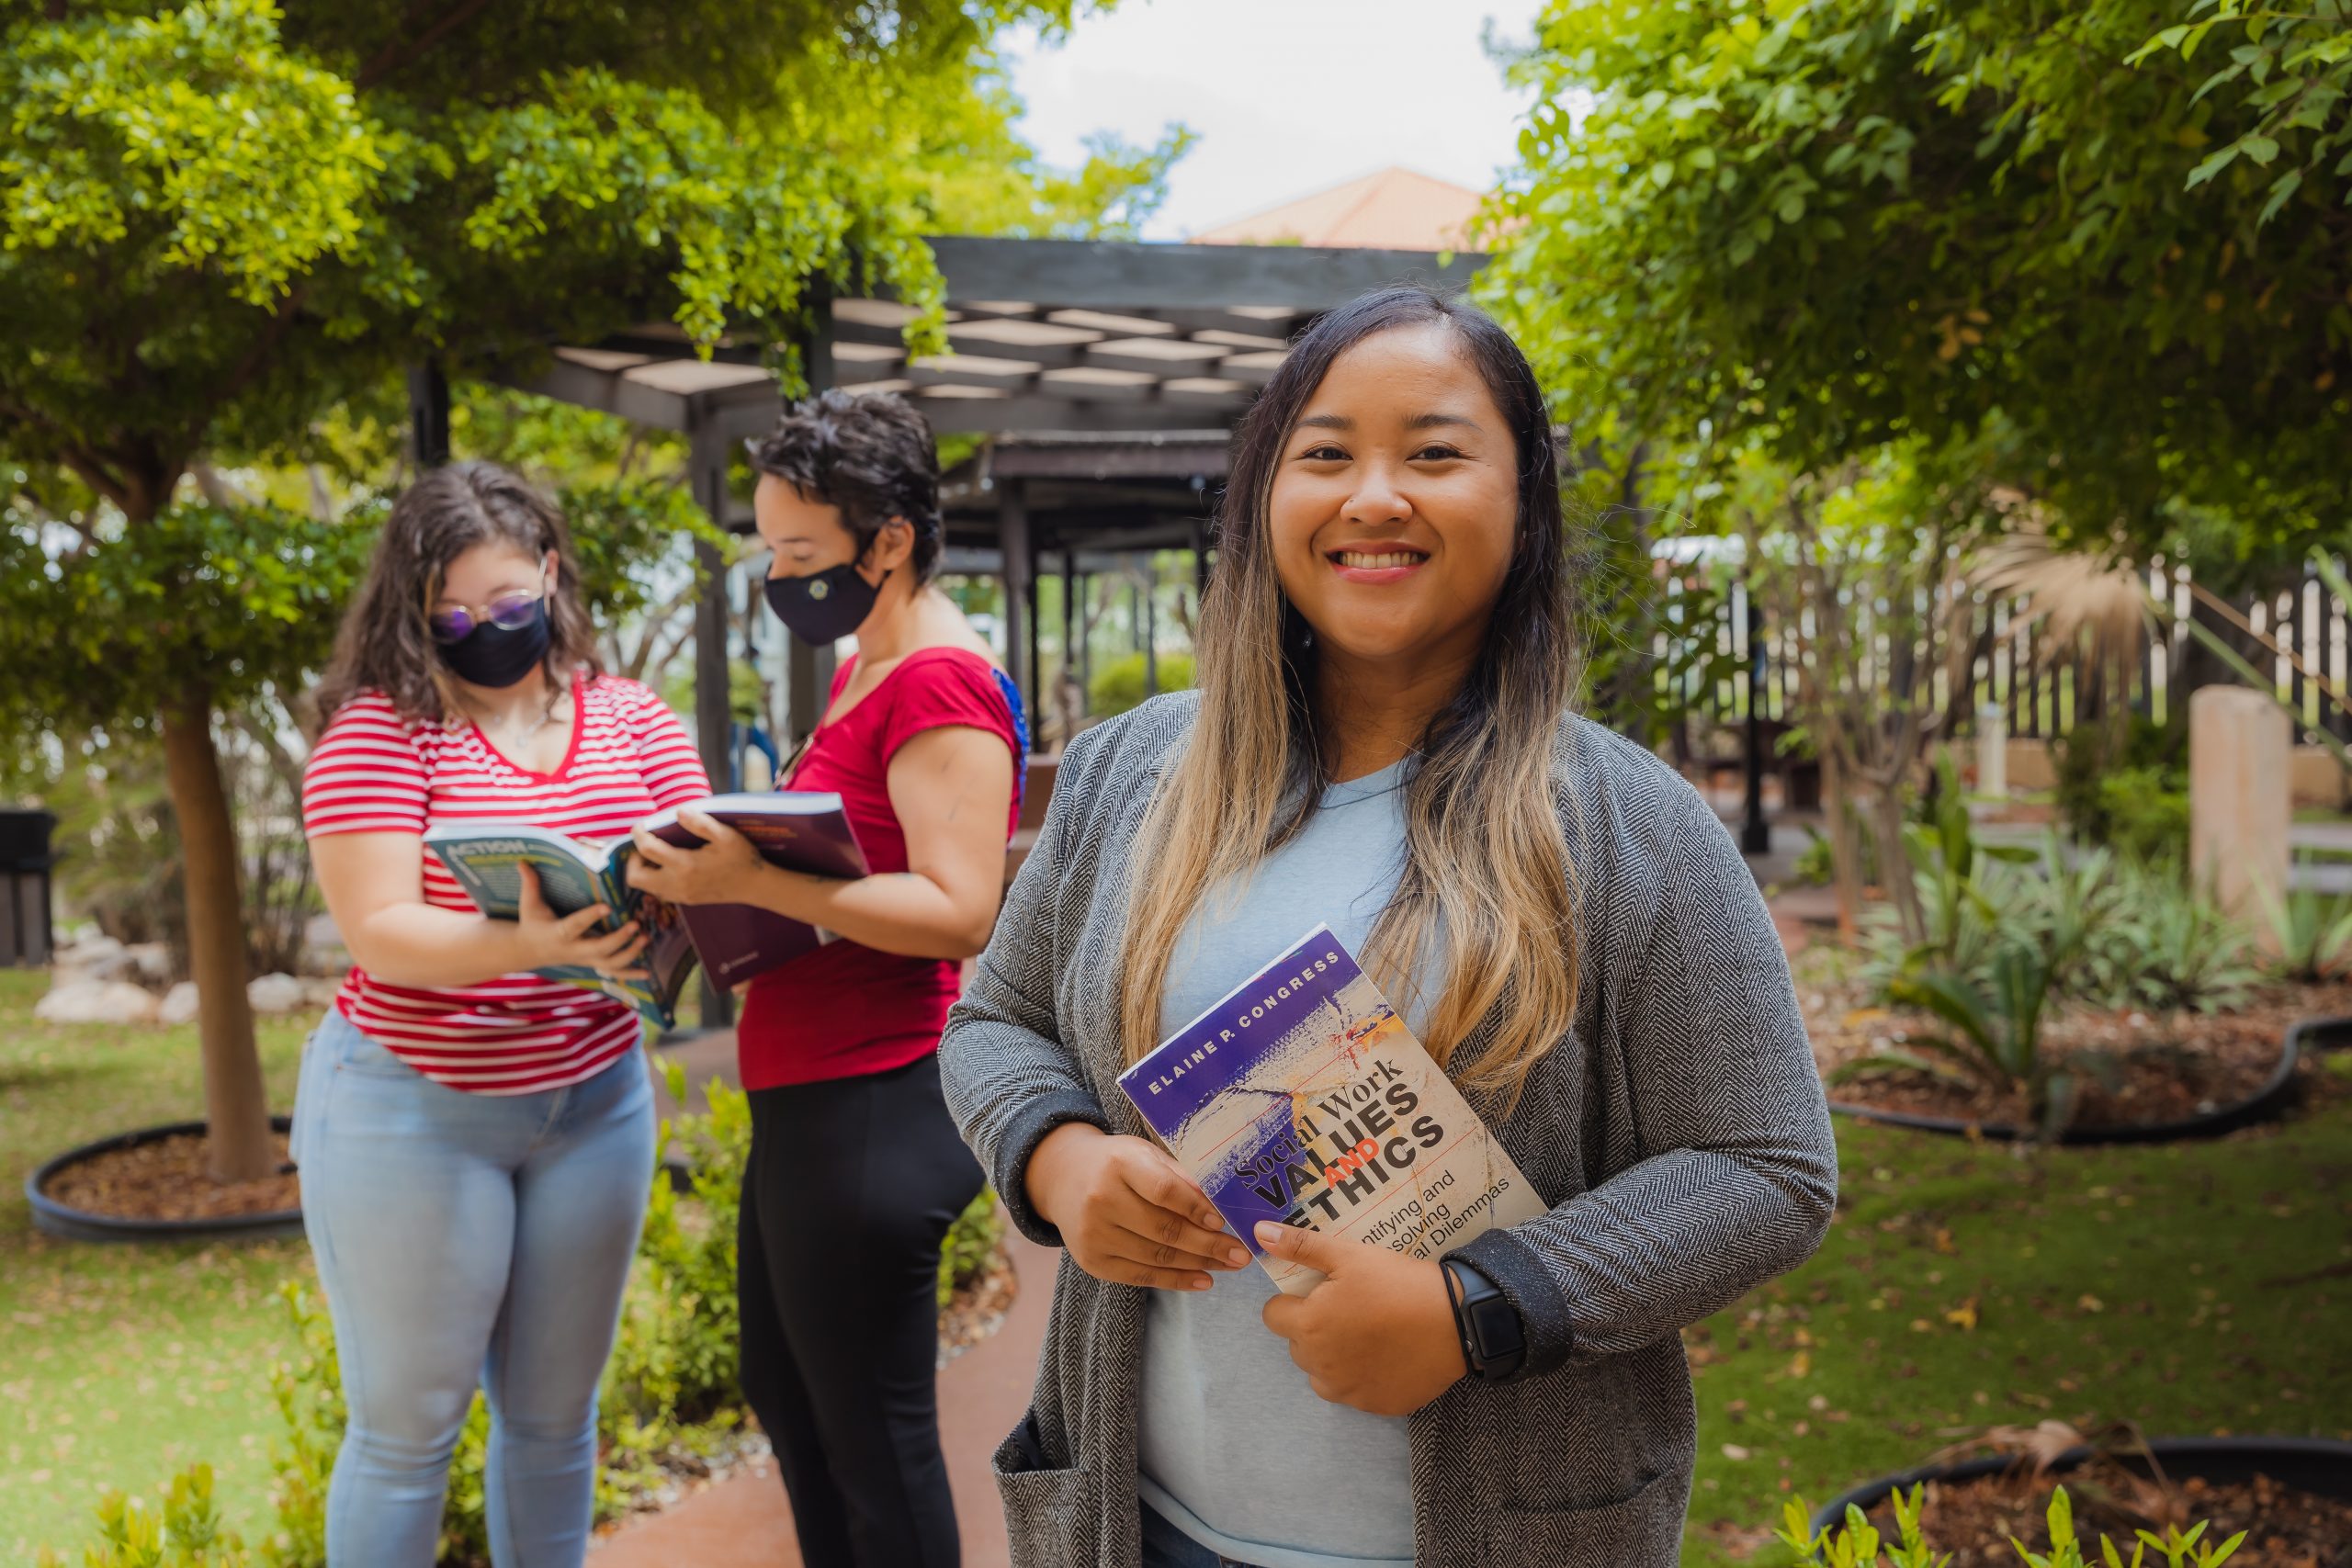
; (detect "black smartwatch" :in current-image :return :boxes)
[1440,1256,1525,1382]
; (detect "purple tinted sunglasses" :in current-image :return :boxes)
[428,589,544,645]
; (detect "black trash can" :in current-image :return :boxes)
[0,808,58,967]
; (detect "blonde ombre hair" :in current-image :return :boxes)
[1116,288,1582,1098]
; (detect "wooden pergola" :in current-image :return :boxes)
[411,233,1484,1021]
[424,234,1483,755]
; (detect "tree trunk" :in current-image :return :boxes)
[1868,777,1923,947]
[1821,752,1865,947]
[159,688,274,1183]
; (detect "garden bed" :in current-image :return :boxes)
[1818,1438,2352,1567]
[27,1119,302,1241]
[1802,980,2352,1138]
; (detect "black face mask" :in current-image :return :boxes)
[764,559,880,647]
[438,603,552,689]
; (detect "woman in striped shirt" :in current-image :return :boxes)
[296,462,710,1567]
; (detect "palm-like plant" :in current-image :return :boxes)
[1880,945,2074,1131]
[1977,525,2352,777]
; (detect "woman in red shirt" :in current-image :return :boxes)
[628,391,1024,1568]
[299,462,710,1566]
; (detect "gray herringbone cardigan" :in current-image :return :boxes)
[939,694,1836,1568]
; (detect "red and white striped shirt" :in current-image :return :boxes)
[301,674,711,1094]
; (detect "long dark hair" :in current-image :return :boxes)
[312,462,601,729]
[1118,286,1582,1094]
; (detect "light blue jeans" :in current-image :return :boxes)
[290,1010,654,1568]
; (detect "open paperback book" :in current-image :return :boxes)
[1116,923,1547,1297]
[423,792,868,1030]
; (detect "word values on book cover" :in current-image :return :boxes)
[1118,925,1544,1295]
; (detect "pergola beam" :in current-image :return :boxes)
[979,440,1228,480]
[921,236,1481,311]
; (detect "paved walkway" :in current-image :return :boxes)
[594,1031,1051,1568]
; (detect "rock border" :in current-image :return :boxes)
[1826,1015,2350,1145]
[1808,1435,2352,1537]
[26,1117,303,1244]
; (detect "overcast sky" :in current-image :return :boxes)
[1001,0,1547,241]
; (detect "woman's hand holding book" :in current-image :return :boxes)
[514,863,648,979]
[1256,1223,1468,1417]
[627,809,767,906]
[1024,1122,1252,1292]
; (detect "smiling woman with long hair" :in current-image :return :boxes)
[939,288,1838,1568]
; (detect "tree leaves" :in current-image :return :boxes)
[1484,0,2352,559]
[0,0,1106,504]
[0,502,377,734]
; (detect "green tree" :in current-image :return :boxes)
[1485,0,2351,557]
[0,0,1097,1180]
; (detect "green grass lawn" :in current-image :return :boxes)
[1679,1066,2352,1563]
[4,966,2348,1564]
[0,967,313,1562]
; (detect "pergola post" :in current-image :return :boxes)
[1741,582,1771,855]
[687,421,737,1030]
[1142,557,1159,697]
[1061,546,1080,743]
[784,295,836,744]
[407,363,451,470]
[1000,478,1035,722]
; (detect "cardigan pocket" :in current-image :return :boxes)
[991,1412,1095,1568]
[1481,1467,1689,1568]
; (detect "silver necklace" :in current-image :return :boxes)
[474,697,561,751]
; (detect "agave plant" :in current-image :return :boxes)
[1850,796,2101,1125]
[2257,868,2352,984]
[2085,863,2263,1015]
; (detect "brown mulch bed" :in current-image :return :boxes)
[1802,980,2352,1133]
[936,1238,1018,1367]
[1855,1459,2352,1566]
[39,1128,300,1222]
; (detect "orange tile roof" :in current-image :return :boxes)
[1192,166,1486,252]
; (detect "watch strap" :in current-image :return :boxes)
[1442,1256,1527,1382]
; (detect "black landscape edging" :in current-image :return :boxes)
[1826,1014,2352,1145]
[1809,1435,2352,1537]
[26,1117,302,1244]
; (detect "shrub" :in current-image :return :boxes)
[37,1465,249,1568]
[1792,823,1877,890]
[2052,716,2186,853]
[1088,651,1193,718]
[2092,770,2190,865]
[940,1188,1003,1309]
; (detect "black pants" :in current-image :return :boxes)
[739,1053,985,1568]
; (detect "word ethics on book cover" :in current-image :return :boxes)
[1119,925,1544,1296]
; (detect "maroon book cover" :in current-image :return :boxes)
[634,792,869,987]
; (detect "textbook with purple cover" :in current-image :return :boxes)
[1116,924,1545,1297]
[424,792,867,1028]
[637,794,868,987]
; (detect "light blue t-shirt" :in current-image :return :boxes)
[1138,758,1436,1568]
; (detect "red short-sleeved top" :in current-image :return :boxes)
[300,673,712,1093]
[736,646,1025,1090]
